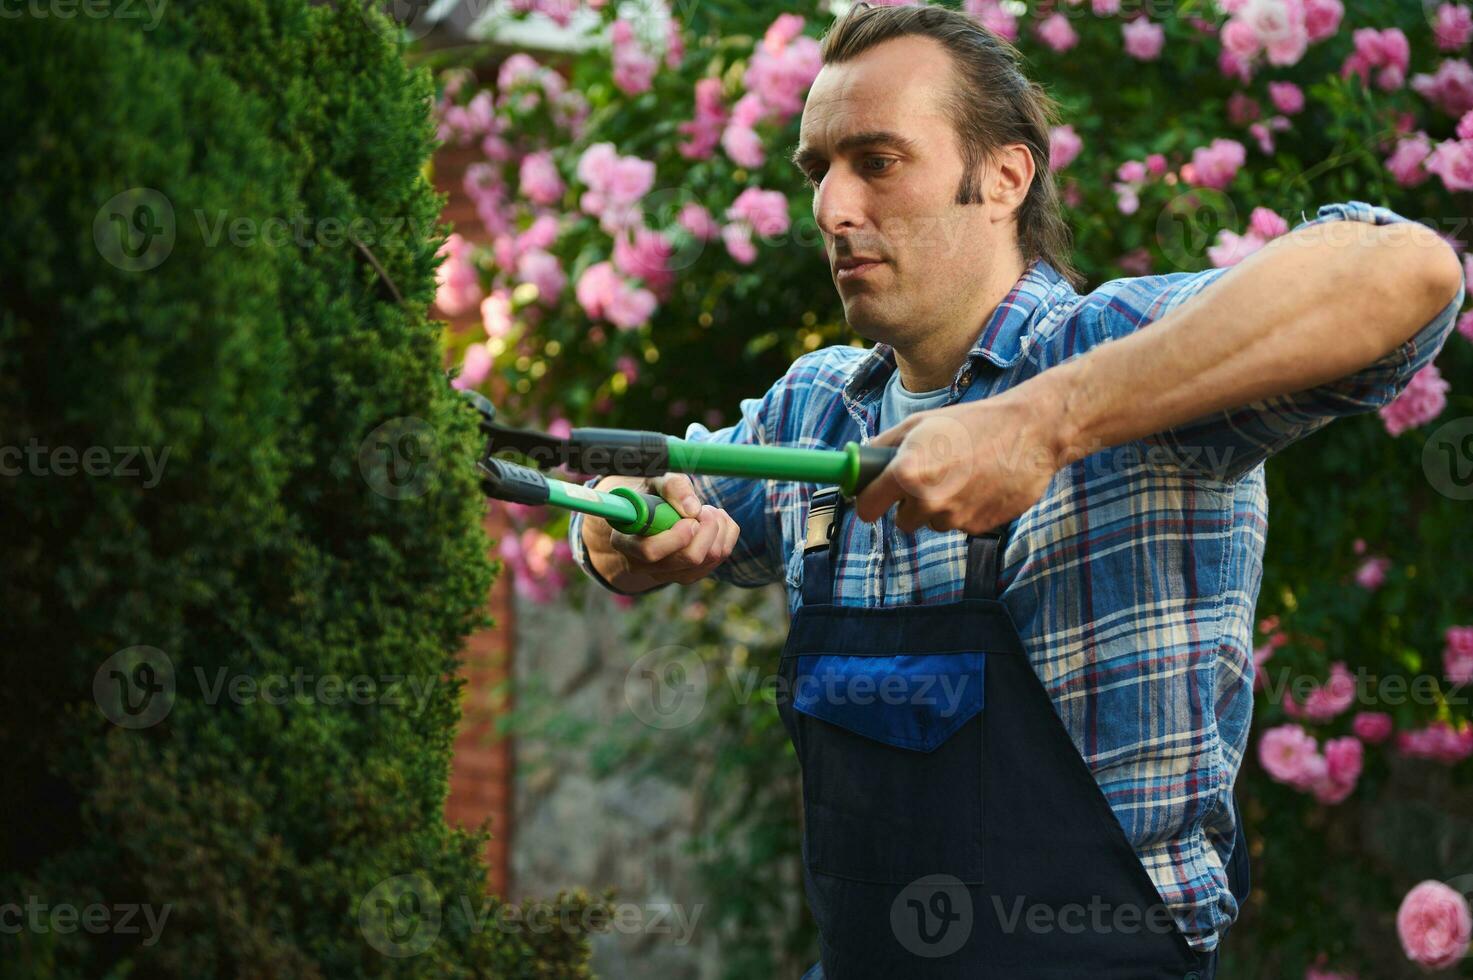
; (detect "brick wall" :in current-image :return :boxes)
[436,134,517,897]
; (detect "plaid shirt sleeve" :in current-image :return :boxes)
[568,378,789,593]
[1092,200,1465,482]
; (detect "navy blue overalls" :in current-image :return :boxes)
[777,487,1250,979]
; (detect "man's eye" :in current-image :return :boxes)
[863,157,893,174]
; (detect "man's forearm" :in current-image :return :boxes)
[1036,219,1463,463]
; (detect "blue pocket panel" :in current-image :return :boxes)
[793,652,986,751]
[781,598,1024,754]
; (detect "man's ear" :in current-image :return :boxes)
[987,142,1035,218]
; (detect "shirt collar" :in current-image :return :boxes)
[842,258,1071,409]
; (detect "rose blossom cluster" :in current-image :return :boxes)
[722,187,792,265]
[962,0,1018,42]
[1182,138,1247,190]
[1446,626,1473,686]
[1413,58,1473,117]
[1340,27,1411,92]
[1208,206,1290,267]
[1398,720,1473,763]
[1258,724,1363,804]
[730,15,821,169]
[1435,3,1473,50]
[1110,153,1168,214]
[1378,363,1449,436]
[1217,0,1342,81]
[1282,661,1357,723]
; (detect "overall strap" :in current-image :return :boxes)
[963,522,1011,602]
[800,484,1013,606]
[800,486,844,607]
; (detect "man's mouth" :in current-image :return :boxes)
[835,258,885,281]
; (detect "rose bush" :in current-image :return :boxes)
[432,1,1473,975]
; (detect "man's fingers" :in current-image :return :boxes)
[854,461,904,523]
[609,517,700,563]
[651,473,702,518]
[713,512,740,563]
[679,505,722,566]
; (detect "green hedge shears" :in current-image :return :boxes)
[464,391,896,537]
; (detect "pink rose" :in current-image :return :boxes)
[1229,92,1262,126]
[481,291,513,339]
[518,151,565,207]
[516,249,566,305]
[1413,59,1473,117]
[575,261,621,322]
[1114,183,1141,215]
[1221,18,1261,59]
[1050,124,1084,170]
[604,283,657,330]
[1303,0,1342,42]
[1354,556,1391,590]
[1209,229,1267,268]
[1259,724,1327,790]
[722,222,756,265]
[1299,661,1357,722]
[1445,626,1473,685]
[1117,160,1148,183]
[452,342,492,390]
[1187,138,1247,190]
[964,0,1019,42]
[1353,711,1394,743]
[435,232,482,316]
[1122,18,1165,60]
[1146,153,1168,176]
[1397,881,1472,969]
[1397,721,1473,764]
[1037,13,1080,53]
[1269,81,1305,114]
[727,187,791,237]
[678,202,720,242]
[613,226,676,300]
[1312,736,1362,804]
[1427,137,1473,192]
[1436,4,1473,52]
[721,125,766,169]
[1249,206,1290,239]
[1379,363,1450,436]
[611,20,657,96]
[1093,0,1122,14]
[1386,133,1434,187]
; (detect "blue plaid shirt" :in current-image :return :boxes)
[570,201,1464,950]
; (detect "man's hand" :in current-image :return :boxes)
[581,473,741,592]
[854,385,1071,535]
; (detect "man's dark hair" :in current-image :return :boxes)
[819,3,1083,288]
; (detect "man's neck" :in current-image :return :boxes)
[892,252,1028,392]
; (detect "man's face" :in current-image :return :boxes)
[794,35,1004,347]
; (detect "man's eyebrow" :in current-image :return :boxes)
[789,130,920,171]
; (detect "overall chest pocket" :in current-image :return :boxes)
[778,600,1020,885]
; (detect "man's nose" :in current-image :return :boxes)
[814,167,866,239]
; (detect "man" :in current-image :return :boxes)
[569,4,1464,976]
